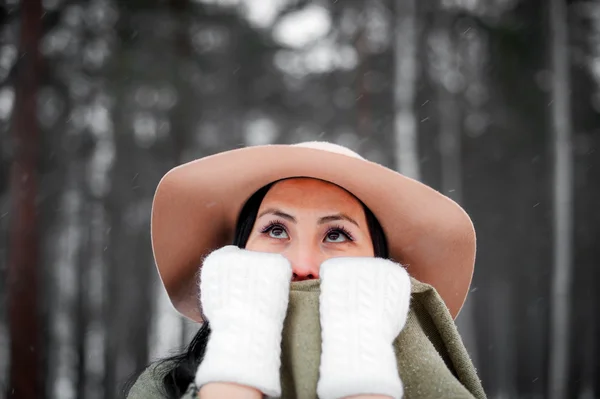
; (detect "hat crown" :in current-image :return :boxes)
[293,141,364,160]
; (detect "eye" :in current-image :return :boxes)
[260,220,289,240]
[324,226,354,243]
[268,225,288,239]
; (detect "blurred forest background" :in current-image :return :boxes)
[1,0,599,398]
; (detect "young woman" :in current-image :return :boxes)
[125,142,485,399]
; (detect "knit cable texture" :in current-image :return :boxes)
[194,246,292,397]
[317,257,411,399]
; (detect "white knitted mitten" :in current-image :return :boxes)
[194,245,292,397]
[317,257,411,399]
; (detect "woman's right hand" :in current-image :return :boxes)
[194,245,292,398]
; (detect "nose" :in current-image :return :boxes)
[287,243,322,281]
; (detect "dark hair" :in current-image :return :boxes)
[123,180,388,398]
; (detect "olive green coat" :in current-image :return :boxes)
[127,278,486,399]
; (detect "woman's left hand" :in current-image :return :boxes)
[317,257,412,399]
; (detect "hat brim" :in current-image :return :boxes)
[151,145,476,321]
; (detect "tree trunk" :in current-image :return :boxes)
[76,185,92,399]
[148,0,193,361]
[7,0,43,398]
[548,0,573,398]
[393,0,419,180]
[568,4,600,397]
[436,13,480,369]
[84,201,109,399]
[47,173,82,399]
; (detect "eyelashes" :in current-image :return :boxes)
[259,219,287,235]
[326,224,354,242]
[259,219,355,242]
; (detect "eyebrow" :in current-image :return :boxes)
[257,208,359,227]
[258,208,296,222]
[318,214,359,227]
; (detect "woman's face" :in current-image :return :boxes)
[245,178,374,281]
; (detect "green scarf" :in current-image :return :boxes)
[127,279,486,399]
[280,278,485,399]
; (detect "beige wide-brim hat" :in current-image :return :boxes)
[151,141,476,322]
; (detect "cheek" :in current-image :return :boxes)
[244,234,263,251]
[325,244,374,258]
[357,245,375,257]
[328,234,375,257]
[244,233,283,253]
[318,235,375,259]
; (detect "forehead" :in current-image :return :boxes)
[260,178,364,213]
